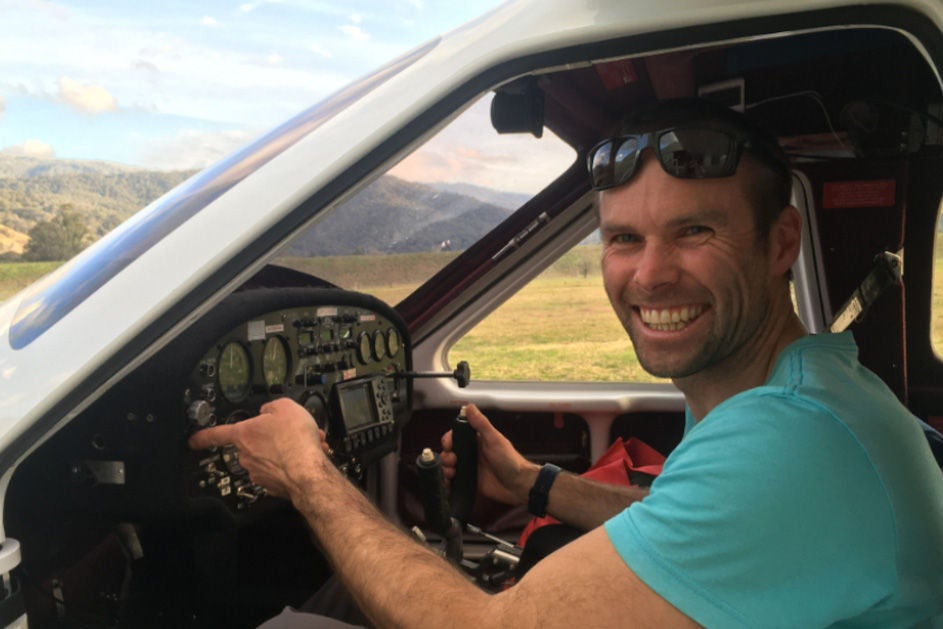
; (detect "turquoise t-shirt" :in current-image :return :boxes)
[604,333,943,627]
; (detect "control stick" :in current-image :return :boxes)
[448,405,478,524]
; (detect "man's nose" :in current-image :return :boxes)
[633,240,680,292]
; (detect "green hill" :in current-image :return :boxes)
[0,155,517,260]
[0,156,196,238]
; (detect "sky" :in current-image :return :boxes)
[0,0,510,172]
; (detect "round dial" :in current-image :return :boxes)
[357,332,372,364]
[262,336,289,388]
[386,328,401,357]
[372,330,386,360]
[218,342,251,402]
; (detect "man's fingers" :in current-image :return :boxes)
[441,429,453,451]
[188,425,235,450]
[463,403,494,437]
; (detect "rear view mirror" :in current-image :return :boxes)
[491,77,544,138]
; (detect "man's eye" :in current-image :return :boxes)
[682,225,712,237]
[611,233,639,244]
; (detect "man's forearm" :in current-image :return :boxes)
[290,458,507,628]
[519,466,648,531]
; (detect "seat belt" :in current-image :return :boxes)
[828,251,903,333]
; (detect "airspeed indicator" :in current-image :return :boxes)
[218,342,251,402]
[262,336,289,388]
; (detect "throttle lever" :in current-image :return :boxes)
[416,448,463,563]
[448,405,478,524]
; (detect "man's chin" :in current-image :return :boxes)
[636,350,703,380]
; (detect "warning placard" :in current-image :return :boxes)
[822,180,896,209]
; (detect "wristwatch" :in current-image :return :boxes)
[527,463,562,517]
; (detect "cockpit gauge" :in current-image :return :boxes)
[357,332,372,364]
[372,330,386,360]
[218,342,251,403]
[386,328,401,357]
[262,336,290,388]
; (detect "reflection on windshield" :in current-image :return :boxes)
[9,39,438,349]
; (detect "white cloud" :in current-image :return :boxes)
[58,76,118,114]
[266,51,284,65]
[2,139,56,159]
[308,43,333,59]
[201,15,218,27]
[138,128,255,171]
[0,0,502,167]
[238,0,281,14]
[340,24,370,42]
[0,95,5,117]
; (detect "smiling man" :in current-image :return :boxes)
[191,99,943,627]
[594,101,804,420]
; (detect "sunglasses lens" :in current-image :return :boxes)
[612,137,640,185]
[658,129,736,178]
[589,141,614,188]
[589,137,641,189]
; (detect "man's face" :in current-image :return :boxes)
[599,153,779,380]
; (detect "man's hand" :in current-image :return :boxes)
[440,403,538,506]
[188,398,327,500]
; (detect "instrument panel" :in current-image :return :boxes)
[185,289,411,513]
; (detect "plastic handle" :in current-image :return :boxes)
[448,409,478,523]
[416,449,451,535]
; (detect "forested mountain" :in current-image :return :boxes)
[431,182,529,210]
[280,176,512,256]
[0,155,519,258]
[0,156,195,240]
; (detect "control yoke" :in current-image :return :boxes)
[397,361,471,388]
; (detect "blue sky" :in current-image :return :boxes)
[0,0,507,170]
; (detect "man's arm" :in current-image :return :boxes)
[188,398,696,628]
[541,469,650,531]
[441,404,648,531]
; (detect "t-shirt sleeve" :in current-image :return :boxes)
[604,395,896,628]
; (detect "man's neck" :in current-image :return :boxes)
[674,309,808,422]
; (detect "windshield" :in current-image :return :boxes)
[271,95,576,306]
[8,40,438,350]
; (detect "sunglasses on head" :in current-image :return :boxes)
[587,126,762,191]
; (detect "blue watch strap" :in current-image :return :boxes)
[528,463,562,517]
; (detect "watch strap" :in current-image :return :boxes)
[527,463,562,517]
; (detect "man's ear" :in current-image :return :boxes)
[770,205,802,278]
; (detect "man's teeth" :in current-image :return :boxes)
[639,305,705,331]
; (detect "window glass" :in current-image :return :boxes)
[272,95,575,307]
[449,238,669,383]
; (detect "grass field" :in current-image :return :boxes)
[2,239,943,383]
[447,274,658,382]
[0,261,61,301]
